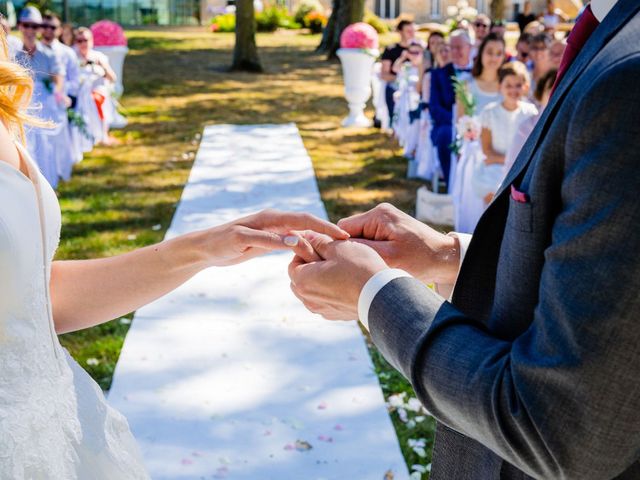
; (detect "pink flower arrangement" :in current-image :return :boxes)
[457,115,481,142]
[339,22,379,50]
[90,20,127,47]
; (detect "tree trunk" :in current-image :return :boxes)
[316,0,365,59]
[490,0,506,20]
[231,0,263,72]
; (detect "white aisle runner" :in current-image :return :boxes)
[108,124,409,480]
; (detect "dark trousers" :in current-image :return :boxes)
[385,84,397,125]
[431,124,453,189]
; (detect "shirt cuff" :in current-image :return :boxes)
[448,232,471,265]
[358,269,412,331]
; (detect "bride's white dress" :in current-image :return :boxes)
[0,143,149,479]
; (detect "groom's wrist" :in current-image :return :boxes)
[358,268,412,330]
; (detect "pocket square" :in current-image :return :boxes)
[511,185,530,203]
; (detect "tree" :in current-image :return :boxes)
[490,0,506,21]
[316,0,365,59]
[231,0,263,72]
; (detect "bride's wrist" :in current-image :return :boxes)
[162,229,219,272]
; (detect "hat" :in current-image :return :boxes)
[18,6,42,25]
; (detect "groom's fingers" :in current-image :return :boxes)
[336,211,369,238]
[300,231,335,260]
[349,238,394,262]
[290,234,322,263]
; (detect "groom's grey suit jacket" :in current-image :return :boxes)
[369,3,640,479]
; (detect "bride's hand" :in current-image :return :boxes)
[199,209,349,267]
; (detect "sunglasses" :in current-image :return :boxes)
[41,24,57,30]
[76,38,88,43]
[474,22,489,28]
[20,22,40,30]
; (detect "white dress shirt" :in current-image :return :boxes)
[358,233,472,330]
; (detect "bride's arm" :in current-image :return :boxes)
[50,210,342,334]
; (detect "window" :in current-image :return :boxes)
[430,0,441,18]
[375,0,400,19]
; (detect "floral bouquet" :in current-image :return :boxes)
[451,114,481,155]
[90,20,127,47]
[340,22,379,56]
[457,115,481,142]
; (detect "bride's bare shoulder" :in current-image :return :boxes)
[0,121,22,171]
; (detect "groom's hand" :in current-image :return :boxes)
[338,203,460,285]
[288,231,388,320]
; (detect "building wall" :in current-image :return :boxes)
[369,0,550,23]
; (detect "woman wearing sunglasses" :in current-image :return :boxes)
[15,6,68,188]
[74,26,119,145]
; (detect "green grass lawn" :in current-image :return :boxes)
[57,28,439,477]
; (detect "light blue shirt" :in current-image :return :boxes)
[44,39,80,97]
[14,41,63,83]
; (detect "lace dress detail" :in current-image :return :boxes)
[0,144,149,479]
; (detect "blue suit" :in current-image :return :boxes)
[429,63,456,188]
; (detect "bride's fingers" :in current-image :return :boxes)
[249,210,350,240]
[233,226,292,252]
[289,233,322,263]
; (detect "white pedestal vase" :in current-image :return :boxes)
[94,45,128,97]
[337,48,376,128]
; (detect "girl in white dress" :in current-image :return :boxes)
[0,32,347,478]
[480,62,538,203]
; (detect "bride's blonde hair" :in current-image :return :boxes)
[0,27,43,140]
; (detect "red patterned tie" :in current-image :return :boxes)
[551,5,600,96]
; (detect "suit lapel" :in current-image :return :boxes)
[495,0,640,198]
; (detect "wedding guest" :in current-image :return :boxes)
[529,32,552,94]
[41,12,82,178]
[380,20,417,124]
[0,17,23,58]
[479,62,537,203]
[430,29,472,190]
[15,6,66,187]
[549,38,567,70]
[471,14,491,58]
[391,42,424,83]
[42,14,78,99]
[452,38,506,233]
[60,22,75,46]
[423,31,445,71]
[516,0,537,32]
[74,26,118,145]
[503,68,557,175]
[457,32,505,120]
[419,39,450,97]
[515,32,532,66]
